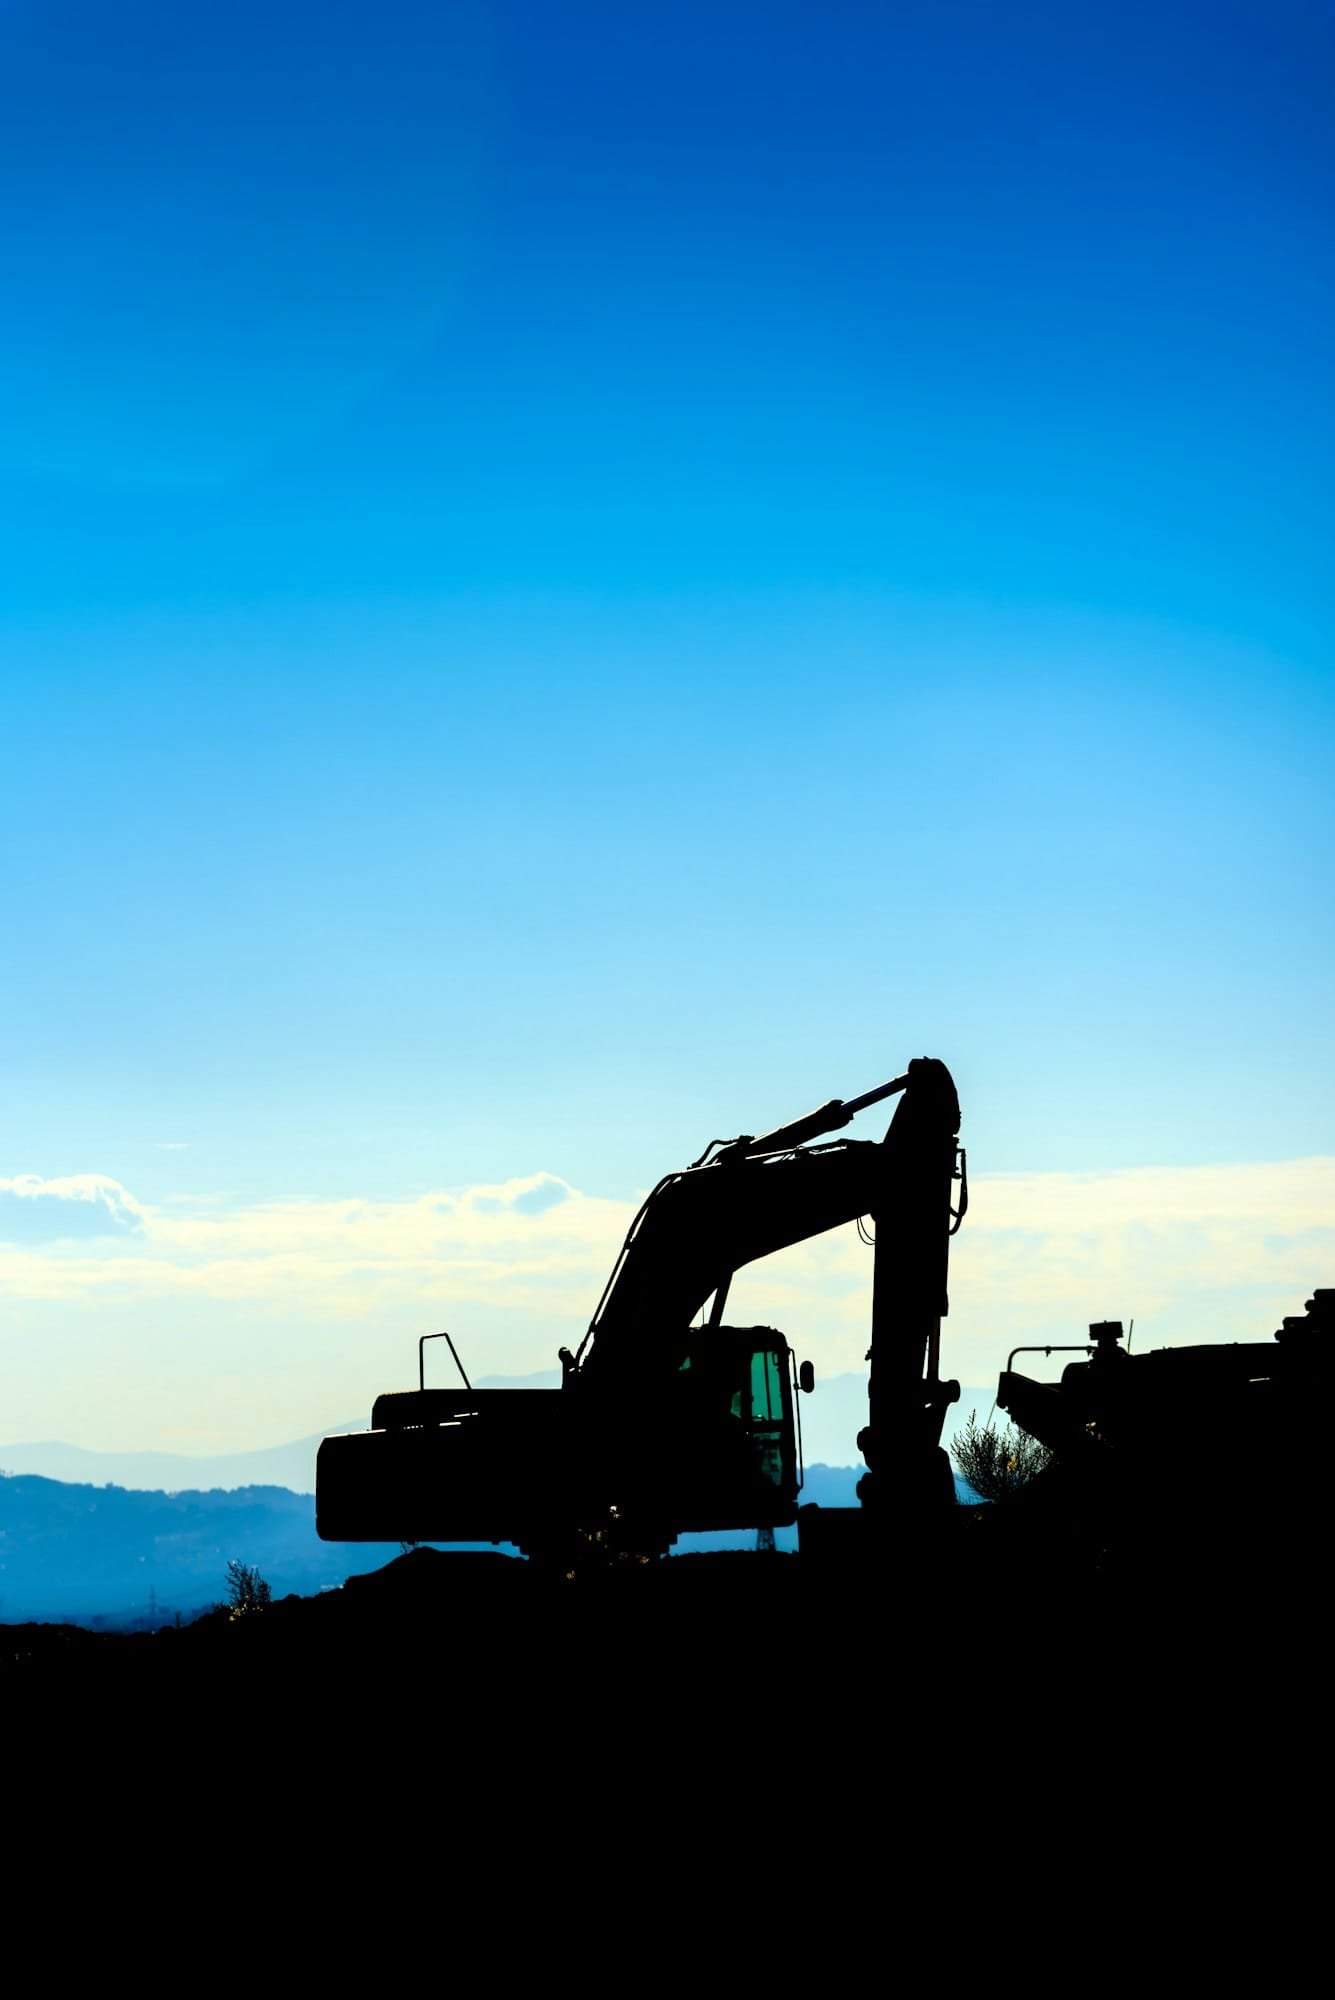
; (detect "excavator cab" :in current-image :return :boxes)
[661,1328,801,1532]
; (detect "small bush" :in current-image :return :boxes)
[951,1412,1053,1502]
[224,1558,272,1617]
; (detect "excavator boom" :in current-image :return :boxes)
[316,1058,965,1558]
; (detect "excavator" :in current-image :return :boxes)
[316,1056,967,1565]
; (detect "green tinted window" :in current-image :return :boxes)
[749,1348,785,1489]
[751,1348,782,1422]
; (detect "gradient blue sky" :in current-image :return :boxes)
[2,2,1332,1453]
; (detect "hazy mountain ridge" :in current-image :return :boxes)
[0,1369,997,1627]
[0,1374,1000,1497]
[0,1472,405,1626]
[0,1430,354,1497]
[0,1461,979,1628]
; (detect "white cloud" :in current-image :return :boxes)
[0,1172,628,1333]
[1,1156,1328,1454]
[939,1157,1335,1383]
[0,1174,146,1244]
[974,1158,1334,1233]
[0,1157,1327,1376]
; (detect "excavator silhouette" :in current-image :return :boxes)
[317,1057,966,1565]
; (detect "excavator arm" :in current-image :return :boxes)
[577,1057,963,1491]
[316,1058,965,1556]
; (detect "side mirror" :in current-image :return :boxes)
[798,1360,815,1395]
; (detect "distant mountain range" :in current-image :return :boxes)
[0,1461,982,1628]
[0,1472,383,1626]
[0,1430,351,1497]
[0,1370,995,1626]
[0,1372,1000,1496]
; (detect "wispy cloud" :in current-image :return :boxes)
[0,1174,147,1245]
[0,1161,1327,1382]
[974,1159,1333,1232]
[932,1160,1331,1381]
[0,1172,626,1325]
[0,1156,1327,1455]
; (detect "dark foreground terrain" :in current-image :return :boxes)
[6,1490,1319,1709]
[8,1496,1323,1959]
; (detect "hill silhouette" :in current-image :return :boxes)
[0,1459,921,1626]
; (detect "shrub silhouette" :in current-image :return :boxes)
[224,1558,271,1617]
[951,1412,1053,1501]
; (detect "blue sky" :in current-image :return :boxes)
[1,2,1331,1455]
